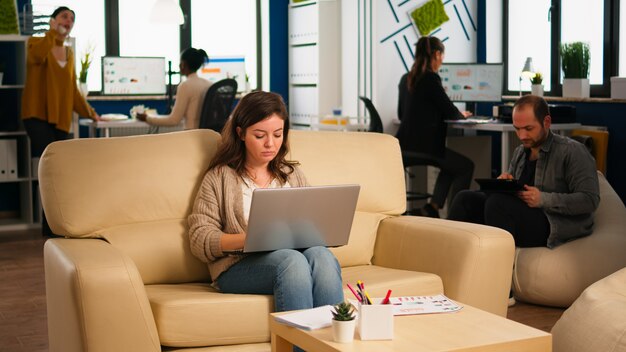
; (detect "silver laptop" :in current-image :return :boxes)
[243,184,360,253]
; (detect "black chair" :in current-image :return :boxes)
[358,96,434,214]
[358,96,384,133]
[198,78,238,132]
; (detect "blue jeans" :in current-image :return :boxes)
[216,246,344,312]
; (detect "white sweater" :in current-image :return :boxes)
[146,72,212,129]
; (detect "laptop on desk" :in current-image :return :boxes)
[243,184,360,253]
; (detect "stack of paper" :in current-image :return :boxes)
[273,305,334,331]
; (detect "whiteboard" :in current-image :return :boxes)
[439,64,503,102]
[101,57,166,95]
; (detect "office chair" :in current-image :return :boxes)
[359,96,433,214]
[198,78,238,132]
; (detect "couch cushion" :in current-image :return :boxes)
[329,211,388,267]
[552,267,626,352]
[148,266,442,348]
[39,129,220,237]
[102,220,209,284]
[289,131,406,267]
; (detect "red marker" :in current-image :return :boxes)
[382,289,392,304]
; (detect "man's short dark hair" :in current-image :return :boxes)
[513,95,550,124]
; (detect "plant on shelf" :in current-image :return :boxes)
[560,41,591,98]
[530,72,543,85]
[331,301,356,343]
[560,41,590,79]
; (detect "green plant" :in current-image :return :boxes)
[78,43,95,83]
[331,301,355,321]
[560,42,590,79]
[530,72,543,85]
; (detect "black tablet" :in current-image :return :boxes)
[475,178,524,193]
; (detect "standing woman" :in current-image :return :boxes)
[396,36,474,218]
[188,91,344,317]
[136,48,212,129]
[21,6,99,236]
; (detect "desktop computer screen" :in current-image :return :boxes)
[198,56,246,93]
[439,63,503,103]
[101,56,167,95]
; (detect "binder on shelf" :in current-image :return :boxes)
[0,140,7,180]
[5,139,18,179]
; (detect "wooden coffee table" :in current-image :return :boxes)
[270,304,551,352]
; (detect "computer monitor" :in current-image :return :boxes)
[101,56,166,95]
[439,63,503,103]
[198,56,246,93]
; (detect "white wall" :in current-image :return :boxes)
[340,0,479,135]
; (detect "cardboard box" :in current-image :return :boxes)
[610,77,626,99]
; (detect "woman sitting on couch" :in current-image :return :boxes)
[188,91,344,314]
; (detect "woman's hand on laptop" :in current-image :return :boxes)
[497,172,514,180]
[221,233,246,252]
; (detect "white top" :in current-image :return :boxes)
[146,72,212,129]
[241,177,290,221]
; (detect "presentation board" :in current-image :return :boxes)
[439,63,503,102]
[198,56,246,92]
[101,56,166,95]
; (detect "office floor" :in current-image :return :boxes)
[0,229,565,352]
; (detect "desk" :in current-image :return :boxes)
[446,121,581,172]
[79,119,153,138]
[309,117,369,132]
[270,304,551,352]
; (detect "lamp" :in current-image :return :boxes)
[519,57,535,96]
[149,0,184,25]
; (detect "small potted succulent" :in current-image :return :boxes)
[530,72,544,97]
[331,301,356,343]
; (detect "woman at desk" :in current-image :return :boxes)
[21,6,99,236]
[396,36,474,218]
[188,91,343,318]
[136,47,212,129]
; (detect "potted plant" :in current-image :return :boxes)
[78,44,95,97]
[331,301,356,343]
[560,41,590,98]
[530,72,544,96]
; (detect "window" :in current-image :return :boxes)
[119,0,181,85]
[505,0,617,97]
[190,0,258,89]
[561,1,604,85]
[507,0,551,92]
[30,0,106,92]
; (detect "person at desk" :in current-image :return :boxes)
[396,36,474,218]
[448,95,600,248]
[136,47,212,129]
[187,91,343,320]
[21,6,99,237]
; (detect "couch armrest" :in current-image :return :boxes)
[44,239,161,352]
[373,216,515,317]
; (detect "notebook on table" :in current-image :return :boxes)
[475,178,524,193]
[243,184,360,253]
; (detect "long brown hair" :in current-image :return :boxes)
[209,91,297,184]
[407,36,445,92]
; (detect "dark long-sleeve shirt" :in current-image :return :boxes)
[396,72,462,158]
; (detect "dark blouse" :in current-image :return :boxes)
[396,71,462,158]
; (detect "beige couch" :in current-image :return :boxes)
[512,172,626,307]
[41,129,514,352]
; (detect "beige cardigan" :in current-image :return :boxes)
[188,164,308,281]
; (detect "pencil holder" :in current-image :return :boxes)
[357,301,394,340]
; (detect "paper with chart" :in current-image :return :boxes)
[350,294,463,316]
